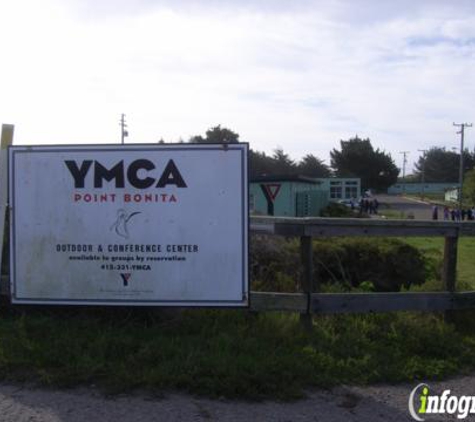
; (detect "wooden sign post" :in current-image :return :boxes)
[0,124,14,296]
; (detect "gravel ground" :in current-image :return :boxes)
[3,375,475,422]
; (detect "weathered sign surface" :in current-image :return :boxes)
[9,144,248,306]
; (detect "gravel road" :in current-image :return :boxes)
[2,375,475,422]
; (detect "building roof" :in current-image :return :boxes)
[250,175,321,184]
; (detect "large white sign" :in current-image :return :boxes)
[9,144,248,306]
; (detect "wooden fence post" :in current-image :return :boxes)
[443,234,458,322]
[299,235,313,330]
[442,235,458,293]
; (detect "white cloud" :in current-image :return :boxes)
[0,0,474,172]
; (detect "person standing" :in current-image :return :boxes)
[432,205,438,220]
[467,208,473,221]
[443,206,449,220]
[373,198,379,214]
[451,208,456,221]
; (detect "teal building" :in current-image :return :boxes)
[314,177,361,201]
[388,183,458,195]
[250,176,329,217]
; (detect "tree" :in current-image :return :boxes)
[298,154,331,178]
[188,127,331,181]
[396,173,419,183]
[463,169,475,205]
[189,125,239,144]
[250,148,326,178]
[271,148,297,175]
[414,147,474,183]
[249,150,276,178]
[330,136,399,191]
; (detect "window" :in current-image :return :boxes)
[345,186,358,198]
[330,186,342,199]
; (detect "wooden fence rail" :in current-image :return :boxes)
[2,216,474,316]
[249,216,475,315]
[250,292,475,314]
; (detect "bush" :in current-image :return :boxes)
[319,202,371,218]
[250,235,435,292]
[313,238,428,291]
[319,203,356,218]
[250,236,300,292]
[0,309,473,398]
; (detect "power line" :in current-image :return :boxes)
[453,122,473,210]
[399,151,409,195]
[120,114,129,145]
[417,149,428,200]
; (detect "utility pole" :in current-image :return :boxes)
[399,151,409,195]
[120,114,128,144]
[418,149,427,200]
[453,122,473,211]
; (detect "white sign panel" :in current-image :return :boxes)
[9,144,248,306]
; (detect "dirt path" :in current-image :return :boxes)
[4,376,471,422]
[5,373,475,422]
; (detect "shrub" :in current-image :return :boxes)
[250,235,300,292]
[313,238,428,291]
[250,235,434,292]
[319,203,356,218]
[319,202,369,218]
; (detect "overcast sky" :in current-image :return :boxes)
[1,0,474,173]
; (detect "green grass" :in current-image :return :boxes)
[1,307,475,399]
[377,201,411,219]
[457,237,475,289]
[403,237,475,290]
[378,209,407,219]
[0,236,475,399]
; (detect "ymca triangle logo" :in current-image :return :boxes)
[263,184,281,202]
[120,273,132,287]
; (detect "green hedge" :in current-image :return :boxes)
[251,235,439,292]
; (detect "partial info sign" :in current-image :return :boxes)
[9,144,248,306]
